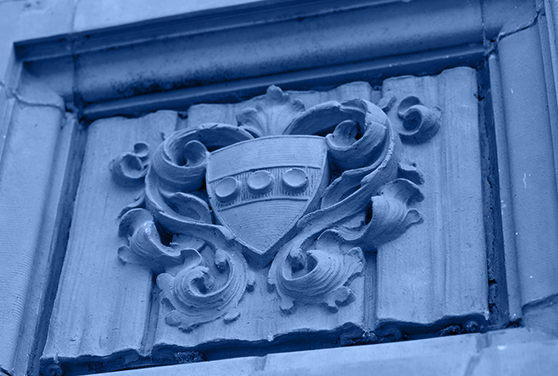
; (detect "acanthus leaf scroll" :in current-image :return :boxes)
[110,85,441,331]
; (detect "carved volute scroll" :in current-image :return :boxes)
[111,85,441,332]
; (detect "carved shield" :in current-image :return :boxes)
[207,136,329,262]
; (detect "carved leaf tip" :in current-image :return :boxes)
[338,179,425,250]
[377,94,397,113]
[398,161,425,185]
[110,142,150,187]
[396,96,442,144]
[117,192,146,218]
[160,191,212,224]
[117,208,189,271]
[157,247,252,332]
[269,230,364,314]
[237,85,305,137]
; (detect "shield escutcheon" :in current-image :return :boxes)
[207,135,329,263]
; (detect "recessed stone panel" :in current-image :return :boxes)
[42,74,488,373]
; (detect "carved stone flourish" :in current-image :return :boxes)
[110,142,150,187]
[157,247,255,332]
[268,231,363,313]
[117,208,206,273]
[111,85,442,331]
[237,85,305,137]
[396,95,442,143]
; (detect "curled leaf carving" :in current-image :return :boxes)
[396,95,421,118]
[157,248,255,332]
[337,179,425,249]
[325,100,388,170]
[318,99,400,209]
[268,231,363,313]
[111,85,442,330]
[110,142,150,187]
[396,96,441,144]
[151,137,208,192]
[146,124,253,234]
[284,99,367,136]
[160,191,213,224]
[113,122,258,332]
[118,208,204,273]
[398,160,425,185]
[377,94,397,113]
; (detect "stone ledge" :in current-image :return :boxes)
[97,328,557,376]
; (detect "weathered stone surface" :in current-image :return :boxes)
[100,328,558,376]
[42,111,177,366]
[375,67,488,331]
[73,0,267,33]
[0,77,64,376]
[498,26,558,309]
[143,84,377,356]
[41,73,489,371]
[184,82,380,128]
[3,2,558,376]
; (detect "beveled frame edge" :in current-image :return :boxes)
[97,327,558,376]
[1,0,557,375]
[487,0,558,335]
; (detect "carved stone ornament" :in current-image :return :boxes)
[110,85,441,331]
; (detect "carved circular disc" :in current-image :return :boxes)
[215,177,240,201]
[247,170,273,193]
[282,168,308,190]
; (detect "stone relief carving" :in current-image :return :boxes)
[110,85,441,331]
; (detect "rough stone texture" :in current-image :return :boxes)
[2,1,558,375]
[41,76,489,371]
[42,111,177,364]
[494,24,558,329]
[184,82,381,129]
[0,75,64,375]
[487,53,523,323]
[73,0,483,104]
[375,67,488,331]
[100,328,558,376]
[73,0,267,32]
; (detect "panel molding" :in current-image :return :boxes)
[93,328,558,376]
[1,0,557,375]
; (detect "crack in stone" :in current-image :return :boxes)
[522,292,558,313]
[462,353,481,376]
[11,91,65,111]
[484,3,544,56]
[69,0,83,114]
[462,333,494,376]
[254,355,268,372]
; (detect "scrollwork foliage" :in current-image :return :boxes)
[158,247,255,332]
[111,85,441,331]
[268,231,364,313]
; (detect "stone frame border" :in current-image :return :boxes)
[1,0,557,375]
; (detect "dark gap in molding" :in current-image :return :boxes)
[13,0,447,62]
[34,36,515,375]
[79,43,485,122]
[138,276,162,358]
[37,59,510,376]
[40,312,489,376]
[476,61,510,329]
[28,117,89,376]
